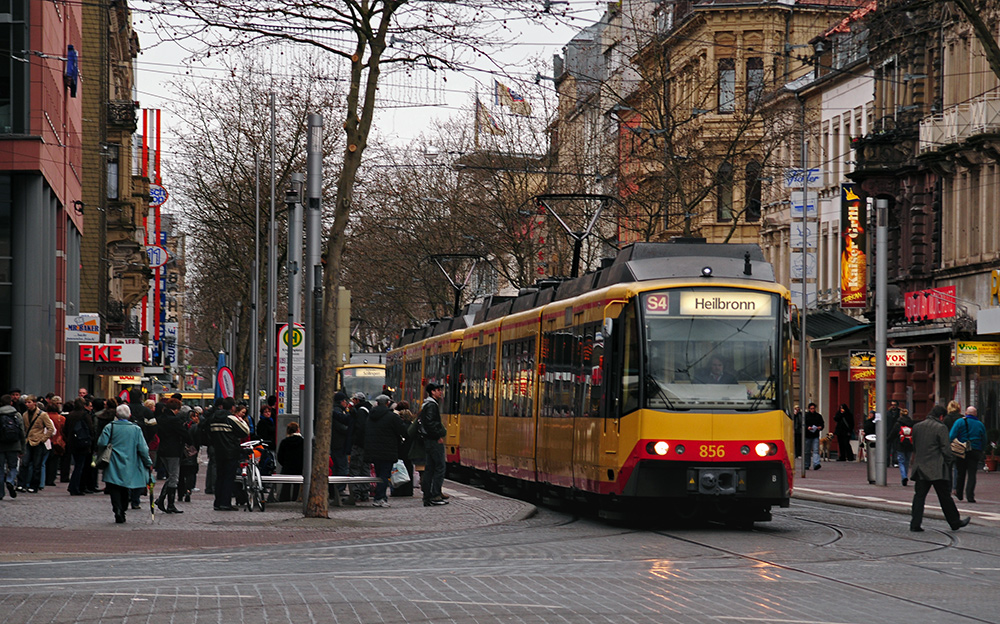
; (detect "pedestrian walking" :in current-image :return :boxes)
[804,403,824,470]
[890,408,914,486]
[834,404,855,461]
[154,398,190,514]
[99,403,152,524]
[16,395,54,493]
[950,406,987,503]
[178,406,200,502]
[418,382,449,506]
[909,405,970,532]
[0,394,25,499]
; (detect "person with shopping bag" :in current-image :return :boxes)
[363,394,409,508]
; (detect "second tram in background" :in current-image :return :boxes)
[388,241,795,525]
[335,356,387,399]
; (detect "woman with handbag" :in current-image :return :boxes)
[98,403,152,524]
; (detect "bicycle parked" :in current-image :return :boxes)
[238,439,266,512]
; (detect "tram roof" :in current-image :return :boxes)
[391,241,775,348]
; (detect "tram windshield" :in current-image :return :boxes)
[640,288,780,411]
[337,365,386,399]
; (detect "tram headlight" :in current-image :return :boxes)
[754,442,779,457]
[646,441,670,456]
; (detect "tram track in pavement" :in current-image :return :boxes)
[647,504,997,624]
[784,500,1000,562]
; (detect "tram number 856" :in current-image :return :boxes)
[699,445,725,458]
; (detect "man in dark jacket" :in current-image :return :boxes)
[63,398,94,495]
[910,404,970,532]
[347,392,371,504]
[804,403,824,471]
[364,394,409,507]
[0,394,25,499]
[126,390,155,509]
[330,392,351,499]
[202,398,223,494]
[208,397,250,510]
[418,383,448,506]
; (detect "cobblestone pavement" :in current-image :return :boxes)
[0,479,534,559]
[0,501,997,624]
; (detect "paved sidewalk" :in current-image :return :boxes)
[3,459,994,560]
[0,479,535,561]
[791,457,1000,527]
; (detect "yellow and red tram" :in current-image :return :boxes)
[387,242,794,524]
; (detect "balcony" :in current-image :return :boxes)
[918,94,1000,154]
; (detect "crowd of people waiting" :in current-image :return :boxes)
[0,381,451,522]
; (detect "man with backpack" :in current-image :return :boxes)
[64,398,94,495]
[892,408,915,486]
[0,394,25,499]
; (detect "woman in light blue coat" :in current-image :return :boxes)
[98,404,152,523]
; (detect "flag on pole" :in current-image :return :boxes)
[477,100,506,136]
[494,80,532,116]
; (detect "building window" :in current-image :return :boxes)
[745,161,761,222]
[106,145,119,200]
[718,58,735,114]
[746,57,764,112]
[0,175,11,391]
[0,0,29,134]
[717,161,734,222]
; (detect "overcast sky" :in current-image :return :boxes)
[130,1,606,152]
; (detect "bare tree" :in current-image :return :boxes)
[145,0,567,517]
[165,53,344,401]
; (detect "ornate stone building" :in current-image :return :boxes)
[80,0,151,392]
[853,0,1000,427]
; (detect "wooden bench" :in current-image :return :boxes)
[258,474,383,506]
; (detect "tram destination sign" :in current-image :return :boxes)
[679,292,772,316]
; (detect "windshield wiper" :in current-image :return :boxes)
[645,373,682,411]
[748,375,775,411]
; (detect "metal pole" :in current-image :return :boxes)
[286,173,304,415]
[250,153,260,423]
[302,113,323,511]
[266,93,277,402]
[798,93,809,478]
[875,198,888,486]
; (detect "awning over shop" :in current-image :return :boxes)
[806,310,870,349]
[886,324,954,346]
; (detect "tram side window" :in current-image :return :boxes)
[543,331,578,418]
[621,303,640,415]
[404,359,421,407]
[583,323,605,418]
[500,337,535,418]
